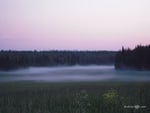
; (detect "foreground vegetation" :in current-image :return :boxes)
[0,82,149,113]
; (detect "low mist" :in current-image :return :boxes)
[0,65,150,82]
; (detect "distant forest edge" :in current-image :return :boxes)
[115,45,150,70]
[0,51,116,70]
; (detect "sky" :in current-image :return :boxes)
[0,0,150,50]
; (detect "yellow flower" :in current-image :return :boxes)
[103,89,119,104]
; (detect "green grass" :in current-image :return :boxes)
[0,82,150,113]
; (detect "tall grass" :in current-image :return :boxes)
[0,82,149,113]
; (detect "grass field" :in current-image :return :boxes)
[0,81,150,113]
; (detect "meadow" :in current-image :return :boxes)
[0,82,149,113]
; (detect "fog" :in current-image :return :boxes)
[0,65,150,82]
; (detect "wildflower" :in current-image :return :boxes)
[103,89,119,104]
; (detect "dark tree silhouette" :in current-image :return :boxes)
[115,45,150,70]
[0,51,116,70]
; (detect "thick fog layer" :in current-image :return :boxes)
[0,65,150,82]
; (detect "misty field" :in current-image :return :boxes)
[0,82,150,113]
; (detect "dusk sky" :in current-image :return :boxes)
[0,0,150,50]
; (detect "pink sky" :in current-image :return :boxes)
[0,0,150,50]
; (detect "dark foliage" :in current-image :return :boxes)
[115,45,150,70]
[0,51,115,70]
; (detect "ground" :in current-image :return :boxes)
[0,81,150,113]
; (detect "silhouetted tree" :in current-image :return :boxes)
[115,45,150,70]
[0,51,116,70]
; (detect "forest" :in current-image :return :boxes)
[115,45,150,70]
[0,51,115,70]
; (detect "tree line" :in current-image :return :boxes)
[115,45,150,70]
[0,51,115,70]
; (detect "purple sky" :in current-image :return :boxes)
[0,0,150,50]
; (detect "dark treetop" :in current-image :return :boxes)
[115,45,150,70]
[0,51,116,70]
